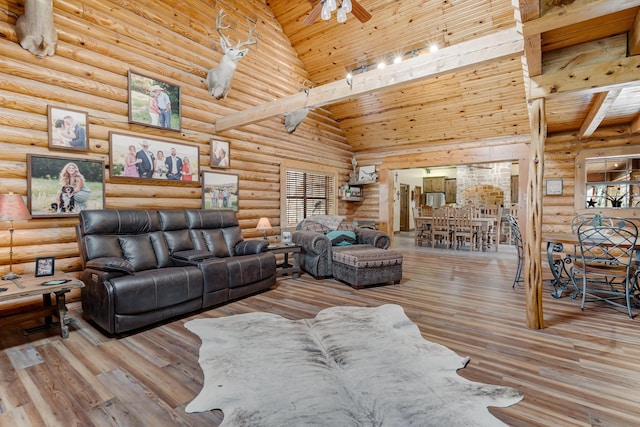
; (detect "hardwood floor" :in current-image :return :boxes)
[2,234,640,426]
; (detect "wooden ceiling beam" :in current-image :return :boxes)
[215,27,524,131]
[578,89,622,138]
[528,55,640,99]
[522,0,640,37]
[629,9,640,55]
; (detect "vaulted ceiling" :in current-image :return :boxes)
[255,0,640,155]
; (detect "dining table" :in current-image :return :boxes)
[542,232,640,298]
[416,215,496,251]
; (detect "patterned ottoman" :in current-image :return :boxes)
[332,246,403,289]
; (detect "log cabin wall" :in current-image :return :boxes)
[0,0,354,294]
[542,125,640,234]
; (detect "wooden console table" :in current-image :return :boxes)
[0,273,84,338]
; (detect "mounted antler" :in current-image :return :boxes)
[206,9,259,100]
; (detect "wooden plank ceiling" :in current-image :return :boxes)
[258,0,640,154]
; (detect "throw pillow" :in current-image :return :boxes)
[326,230,357,246]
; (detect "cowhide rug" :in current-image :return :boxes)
[185,304,522,426]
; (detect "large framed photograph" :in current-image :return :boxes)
[110,132,199,182]
[35,256,55,277]
[48,105,89,152]
[202,172,239,211]
[128,70,181,131]
[27,154,105,218]
[211,139,230,168]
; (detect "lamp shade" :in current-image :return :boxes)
[0,193,31,222]
[256,217,272,230]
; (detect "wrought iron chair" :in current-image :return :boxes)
[571,217,638,318]
[506,214,524,289]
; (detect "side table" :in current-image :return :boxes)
[266,243,301,279]
[0,273,84,338]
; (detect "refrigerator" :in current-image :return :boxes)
[424,192,446,208]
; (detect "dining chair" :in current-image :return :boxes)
[412,207,431,246]
[482,205,503,251]
[431,207,451,249]
[571,217,638,318]
[452,207,477,250]
[506,214,524,289]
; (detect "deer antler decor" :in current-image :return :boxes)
[206,9,258,100]
[15,0,58,58]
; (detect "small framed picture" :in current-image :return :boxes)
[35,257,55,277]
[211,139,230,168]
[545,178,563,196]
[128,70,181,131]
[281,230,292,244]
[202,171,239,211]
[48,106,89,152]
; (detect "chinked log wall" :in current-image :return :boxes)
[0,0,360,291]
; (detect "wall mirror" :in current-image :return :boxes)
[575,146,640,213]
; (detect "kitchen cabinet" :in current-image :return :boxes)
[423,177,446,193]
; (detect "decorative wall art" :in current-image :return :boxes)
[48,106,89,152]
[35,256,55,277]
[27,154,105,218]
[210,139,230,168]
[202,171,239,211]
[545,178,563,196]
[109,132,199,182]
[128,70,181,131]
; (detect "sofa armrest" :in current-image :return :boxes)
[171,249,214,262]
[355,228,391,249]
[234,240,268,255]
[85,257,135,274]
[292,230,330,255]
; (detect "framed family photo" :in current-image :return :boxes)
[27,154,105,218]
[128,70,181,131]
[35,256,55,277]
[211,139,230,168]
[202,171,239,211]
[48,106,89,152]
[109,132,199,182]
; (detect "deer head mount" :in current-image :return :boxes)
[15,0,58,59]
[206,9,258,100]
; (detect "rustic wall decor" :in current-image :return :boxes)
[202,171,239,211]
[35,256,55,277]
[128,71,181,131]
[210,139,230,168]
[27,154,105,218]
[110,132,199,182]
[47,106,89,152]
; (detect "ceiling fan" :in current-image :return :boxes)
[303,0,372,26]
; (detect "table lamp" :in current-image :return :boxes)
[0,193,31,280]
[256,217,272,240]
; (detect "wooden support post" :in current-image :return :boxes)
[524,98,545,329]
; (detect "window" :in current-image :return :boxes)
[575,146,640,212]
[285,169,335,226]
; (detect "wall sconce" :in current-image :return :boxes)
[256,217,272,240]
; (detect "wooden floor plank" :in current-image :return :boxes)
[1,233,640,425]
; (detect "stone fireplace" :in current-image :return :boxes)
[457,163,512,206]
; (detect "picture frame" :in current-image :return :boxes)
[281,230,292,245]
[211,139,230,169]
[27,154,105,218]
[47,105,89,152]
[35,256,55,277]
[545,178,563,196]
[202,171,239,211]
[128,70,181,131]
[109,132,199,182]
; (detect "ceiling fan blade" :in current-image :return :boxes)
[303,1,323,26]
[351,0,372,23]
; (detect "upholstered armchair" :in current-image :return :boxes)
[292,215,390,278]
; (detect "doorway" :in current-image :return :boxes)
[400,184,410,231]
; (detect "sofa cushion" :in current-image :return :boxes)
[164,229,194,253]
[119,235,158,271]
[172,249,214,262]
[85,235,123,259]
[200,229,231,257]
[85,257,135,274]
[326,230,357,246]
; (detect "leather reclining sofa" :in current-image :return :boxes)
[76,209,276,335]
